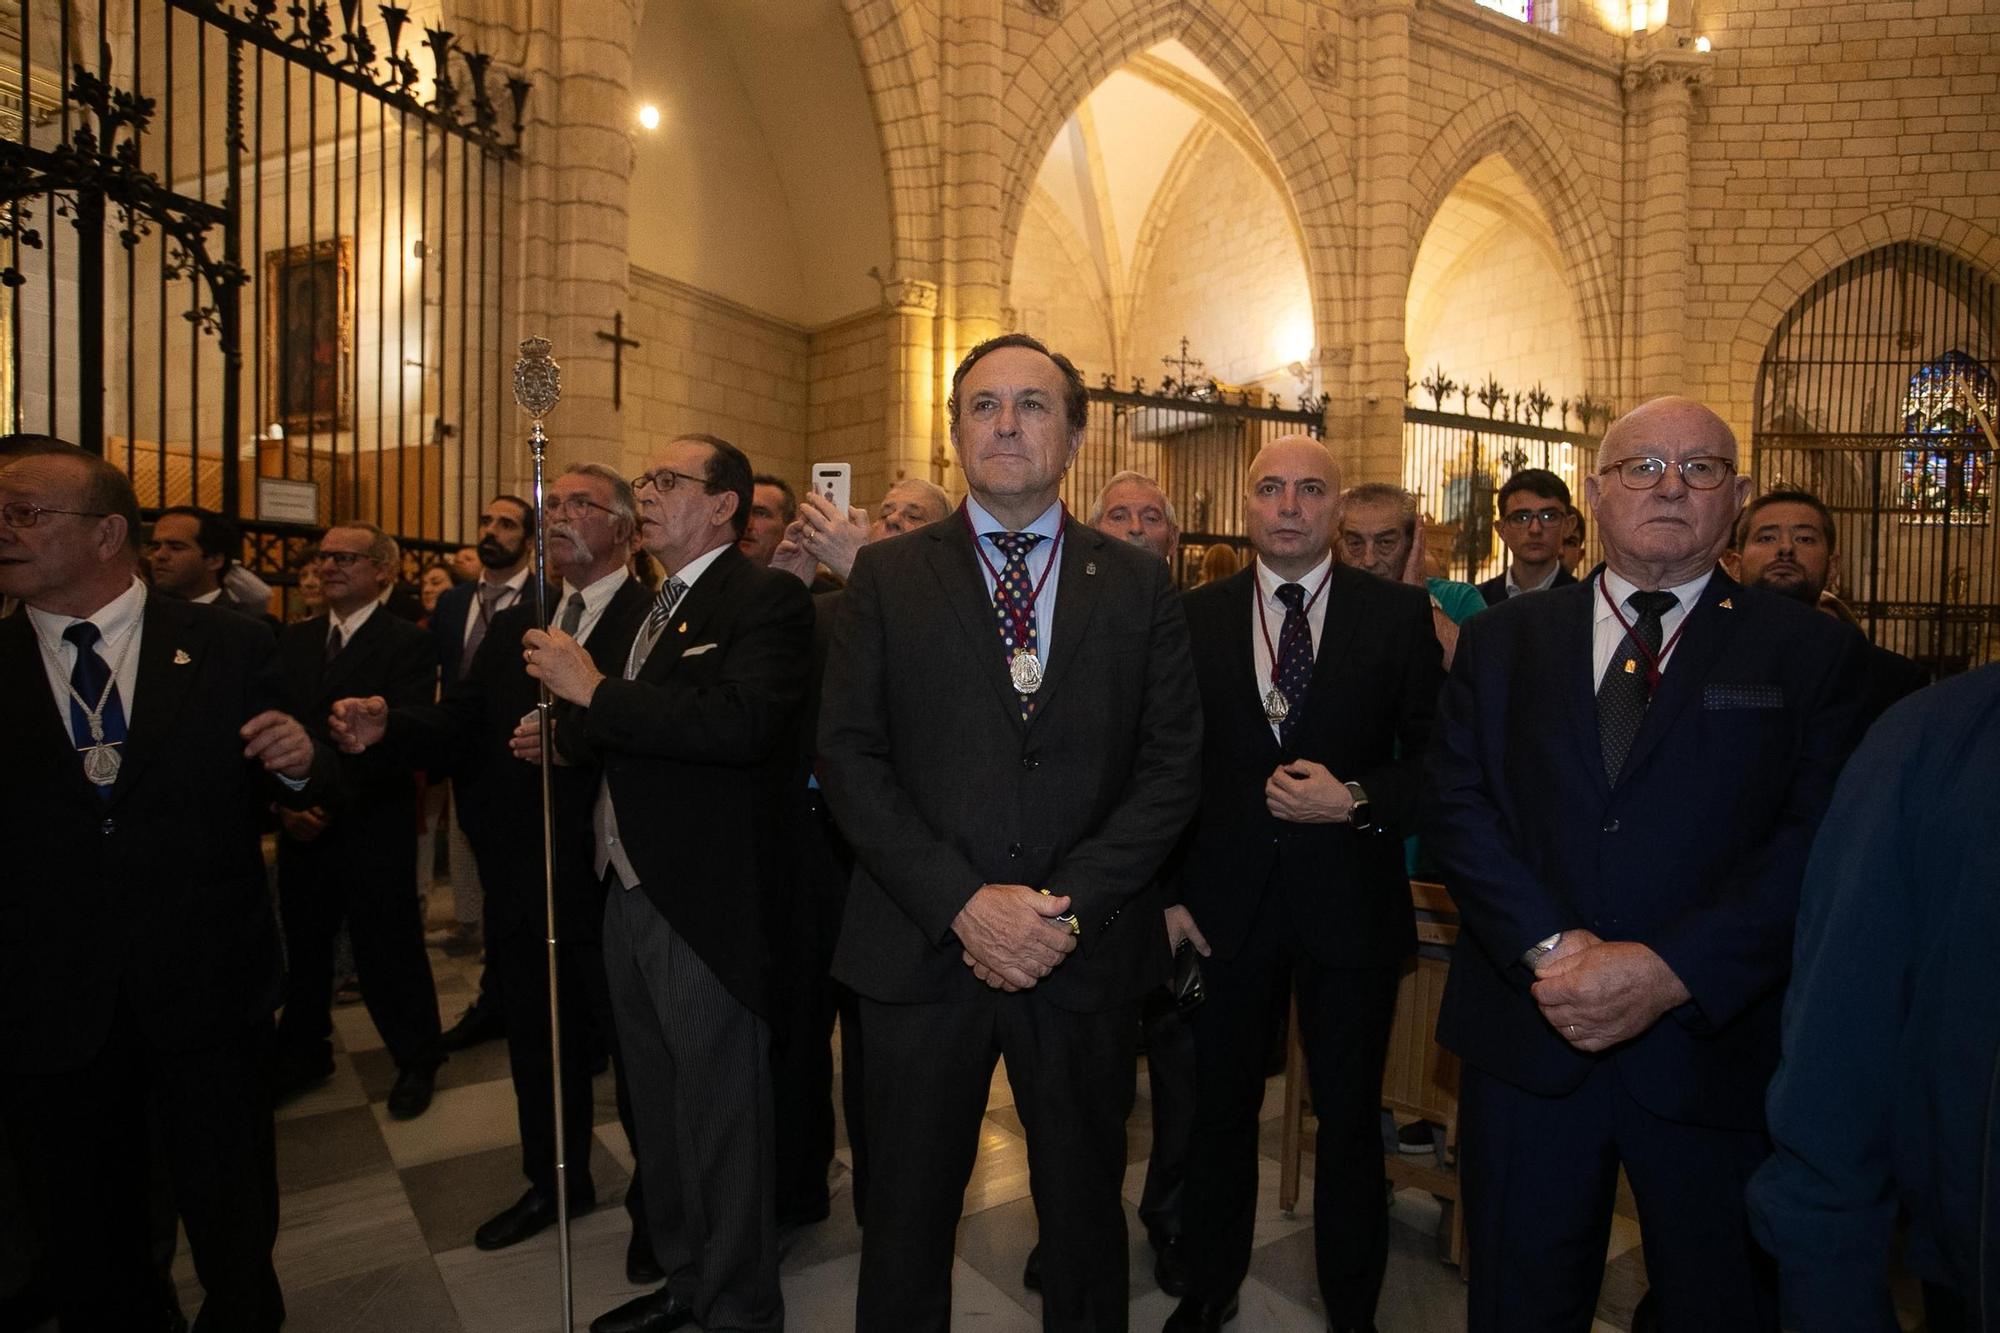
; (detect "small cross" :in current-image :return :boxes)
[595,311,642,410]
[1161,336,1205,386]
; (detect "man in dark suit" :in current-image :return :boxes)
[1477,468,1580,606]
[146,505,277,626]
[272,521,444,1117]
[1731,486,1929,721]
[331,464,658,1270]
[1426,396,1867,1332]
[527,433,812,1333]
[1165,437,1443,1333]
[819,333,1204,1332]
[0,444,324,1332]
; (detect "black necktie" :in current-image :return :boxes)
[1597,590,1678,781]
[63,622,129,796]
[559,591,586,637]
[1273,582,1313,750]
[324,624,345,665]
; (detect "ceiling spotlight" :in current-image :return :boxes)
[637,104,661,131]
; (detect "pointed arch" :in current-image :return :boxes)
[996,0,1352,360]
[1409,87,1621,398]
[842,0,940,276]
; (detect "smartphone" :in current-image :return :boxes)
[812,462,852,514]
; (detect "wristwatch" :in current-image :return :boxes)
[1342,781,1374,831]
[1520,932,1562,970]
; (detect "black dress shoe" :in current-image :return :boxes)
[626,1230,665,1285]
[1022,1243,1042,1291]
[590,1287,694,1333]
[1152,1234,1189,1298]
[440,1000,504,1052]
[1163,1293,1239,1332]
[474,1188,596,1250]
[386,1063,440,1119]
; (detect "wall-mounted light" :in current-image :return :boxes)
[637,104,661,132]
[1694,34,1712,52]
[1629,0,1646,32]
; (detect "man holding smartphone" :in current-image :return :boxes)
[1164,435,1443,1333]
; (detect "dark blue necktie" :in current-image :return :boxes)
[1597,590,1678,781]
[1273,582,1313,750]
[63,621,129,795]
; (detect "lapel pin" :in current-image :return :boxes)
[1623,659,1637,674]
[677,623,688,634]
[1718,597,1734,609]
[1085,561,1097,576]
[172,649,191,665]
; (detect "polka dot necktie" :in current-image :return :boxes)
[987,531,1045,718]
[1273,582,1313,750]
[1597,589,1678,782]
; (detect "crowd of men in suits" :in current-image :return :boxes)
[0,328,1990,1333]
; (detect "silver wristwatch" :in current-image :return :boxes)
[1519,932,1562,970]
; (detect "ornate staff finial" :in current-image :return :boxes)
[513,336,561,420]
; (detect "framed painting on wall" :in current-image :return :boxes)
[263,237,353,435]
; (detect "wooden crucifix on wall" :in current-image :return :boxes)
[596,311,641,409]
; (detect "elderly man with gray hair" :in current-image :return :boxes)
[1090,469,1180,565]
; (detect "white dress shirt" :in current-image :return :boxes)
[964,495,1065,669]
[27,577,147,742]
[326,595,381,651]
[559,566,630,646]
[1591,566,1714,686]
[1505,564,1562,597]
[1249,552,1334,742]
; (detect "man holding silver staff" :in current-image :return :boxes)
[329,463,661,1273]
[527,432,813,1333]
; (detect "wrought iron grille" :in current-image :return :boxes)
[0,0,528,582]
[1070,376,1326,586]
[1754,242,1999,675]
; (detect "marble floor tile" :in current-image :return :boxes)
[349,1038,514,1101]
[988,1056,1016,1110]
[592,1067,624,1125]
[434,1206,654,1333]
[276,1105,397,1194]
[274,1170,430,1292]
[372,1078,522,1169]
[1605,1209,1643,1262]
[397,1143,631,1258]
[272,1257,464,1333]
[1121,1151,1314,1249]
[594,1120,635,1175]
[777,1163,863,1273]
[274,1052,370,1123]
[963,1116,1033,1216]
[329,1002,387,1055]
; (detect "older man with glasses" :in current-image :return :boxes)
[1424,395,1868,1333]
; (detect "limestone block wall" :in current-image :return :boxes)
[1010,198,1118,380]
[806,311,895,513]
[1407,225,1586,408]
[622,270,811,483]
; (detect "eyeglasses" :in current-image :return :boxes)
[629,468,711,495]
[313,550,375,568]
[1,502,109,529]
[550,496,618,519]
[1499,507,1568,528]
[1598,456,1736,491]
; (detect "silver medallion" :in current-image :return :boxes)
[511,336,563,419]
[1263,687,1290,724]
[1010,648,1044,695]
[82,742,121,786]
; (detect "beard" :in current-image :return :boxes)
[1751,567,1822,605]
[477,533,522,569]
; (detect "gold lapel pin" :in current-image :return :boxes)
[172,649,192,665]
[1085,561,1097,576]
[677,623,688,634]
[1719,597,1734,609]
[1623,659,1638,674]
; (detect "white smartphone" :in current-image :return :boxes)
[811,462,852,514]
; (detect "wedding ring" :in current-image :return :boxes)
[1569,1025,1578,1037]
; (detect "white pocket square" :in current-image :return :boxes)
[682,642,719,657]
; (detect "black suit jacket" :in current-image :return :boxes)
[819,510,1204,1012]
[392,575,653,943]
[1426,569,1866,1130]
[1476,564,1578,607]
[277,609,437,884]
[557,544,814,1019]
[1171,565,1443,967]
[0,595,333,1073]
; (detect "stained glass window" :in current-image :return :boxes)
[1899,350,1995,519]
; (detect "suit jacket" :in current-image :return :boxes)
[1476,563,1578,607]
[1171,564,1443,967]
[277,609,437,886]
[556,544,814,1019]
[430,580,478,680]
[0,595,333,1073]
[819,510,1204,1012]
[1426,569,1866,1130]
[392,575,652,943]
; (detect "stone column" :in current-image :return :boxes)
[1343,0,1418,487]
[934,0,1005,407]
[1622,47,1708,403]
[452,0,640,474]
[881,277,943,490]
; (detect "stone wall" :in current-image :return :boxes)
[1407,224,1586,409]
[806,310,895,512]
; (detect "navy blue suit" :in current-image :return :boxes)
[1475,563,1577,607]
[1425,568,1865,1332]
[429,580,478,680]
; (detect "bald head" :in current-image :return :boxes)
[1245,435,1342,579]
[1585,394,1752,589]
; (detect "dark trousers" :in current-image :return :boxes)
[603,880,781,1332]
[1460,1061,1777,1333]
[857,990,1141,1333]
[1,1011,282,1333]
[1136,989,1195,1244]
[275,835,441,1072]
[1181,892,1402,1327]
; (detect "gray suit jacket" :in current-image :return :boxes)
[818,507,1203,1012]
